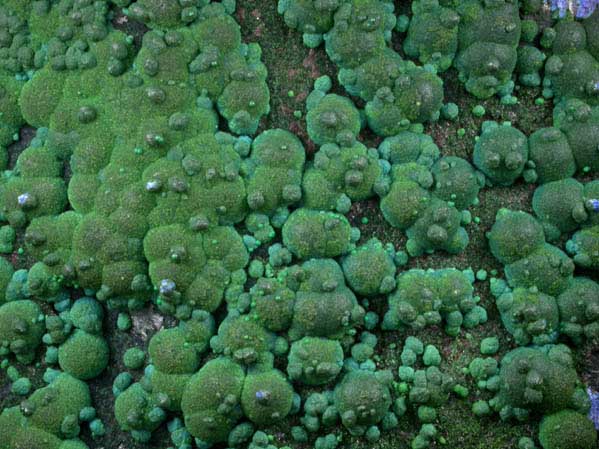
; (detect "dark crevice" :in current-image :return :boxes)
[111,8,150,53]
[7,125,36,170]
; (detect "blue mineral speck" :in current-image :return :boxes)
[159,279,176,295]
[587,387,599,429]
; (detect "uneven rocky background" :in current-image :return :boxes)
[1,1,598,448]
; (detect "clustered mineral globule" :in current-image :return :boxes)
[0,0,598,449]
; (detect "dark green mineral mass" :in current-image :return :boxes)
[0,0,598,448]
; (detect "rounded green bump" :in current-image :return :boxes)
[472,105,485,117]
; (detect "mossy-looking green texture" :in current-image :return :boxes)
[282,208,354,259]
[181,357,246,444]
[68,297,104,335]
[302,141,383,214]
[333,369,393,436]
[281,0,522,102]
[490,345,589,420]
[473,121,528,186]
[240,369,295,425]
[248,276,296,333]
[544,18,599,106]
[532,178,588,241]
[146,326,201,411]
[283,0,446,136]
[487,209,576,297]
[277,0,340,48]
[144,221,249,316]
[128,1,271,134]
[377,129,476,256]
[454,0,520,99]
[56,297,109,380]
[364,62,444,136]
[538,410,597,449]
[0,257,14,304]
[0,373,92,448]
[58,329,109,380]
[494,286,560,346]
[557,277,599,344]
[431,156,484,210]
[516,44,546,88]
[306,76,362,146]
[489,201,599,346]
[114,382,165,441]
[210,312,280,365]
[527,127,576,184]
[324,0,396,70]
[383,268,486,336]
[487,209,546,265]
[0,299,44,363]
[285,258,365,341]
[403,0,460,72]
[567,224,599,269]
[287,336,344,386]
[341,238,396,297]
[552,98,599,174]
[0,1,278,315]
[28,372,92,438]
[245,129,305,215]
[2,1,599,448]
